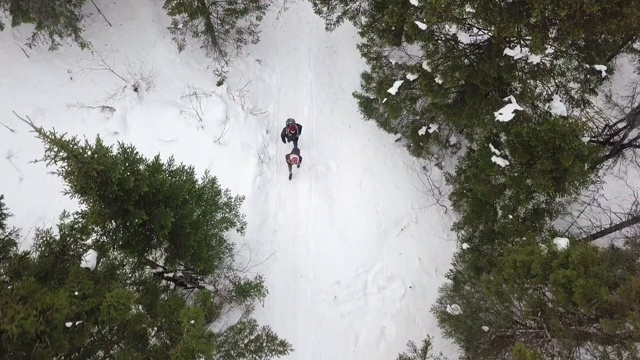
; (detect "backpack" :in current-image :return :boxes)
[289,154,300,164]
[287,124,298,136]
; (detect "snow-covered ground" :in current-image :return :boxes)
[0,0,458,358]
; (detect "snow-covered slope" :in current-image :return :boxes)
[0,0,458,358]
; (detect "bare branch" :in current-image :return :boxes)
[90,0,113,27]
[0,121,15,133]
[213,115,232,144]
[408,160,450,213]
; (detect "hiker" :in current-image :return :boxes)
[281,118,303,148]
[285,147,302,180]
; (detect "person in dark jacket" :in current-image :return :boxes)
[281,118,303,148]
[285,147,302,180]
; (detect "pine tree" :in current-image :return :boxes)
[0,0,89,51]
[510,343,542,360]
[433,238,640,359]
[0,120,293,358]
[163,0,270,67]
[32,126,246,275]
[313,0,640,161]
[446,115,599,258]
[396,336,447,360]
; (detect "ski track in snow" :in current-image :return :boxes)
[0,0,459,358]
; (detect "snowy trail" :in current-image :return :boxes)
[230,1,458,358]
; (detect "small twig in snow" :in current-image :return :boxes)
[0,121,15,133]
[213,115,231,144]
[90,0,113,27]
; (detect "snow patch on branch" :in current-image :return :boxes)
[553,237,570,250]
[491,156,510,167]
[593,64,607,78]
[387,80,405,95]
[546,94,567,116]
[489,143,501,155]
[503,45,552,64]
[494,95,523,122]
[446,304,462,315]
[80,249,98,270]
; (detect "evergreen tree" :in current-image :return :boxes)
[34,126,246,275]
[313,0,640,161]
[396,336,447,360]
[447,115,599,256]
[309,0,368,30]
[433,238,640,359]
[0,121,293,358]
[163,0,270,67]
[0,0,89,51]
[510,343,542,360]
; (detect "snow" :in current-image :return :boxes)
[418,124,438,136]
[546,94,568,116]
[489,143,501,155]
[414,21,427,30]
[0,0,458,358]
[553,237,570,250]
[461,243,470,250]
[409,0,419,6]
[65,321,83,327]
[446,304,462,315]
[491,156,510,167]
[503,45,549,64]
[494,95,523,122]
[435,75,443,84]
[387,80,405,95]
[503,45,528,60]
[422,60,432,72]
[406,73,419,81]
[594,64,607,78]
[481,326,489,332]
[80,249,98,270]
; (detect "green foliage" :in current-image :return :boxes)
[315,0,640,162]
[0,122,292,358]
[309,0,367,31]
[32,128,246,275]
[0,0,89,50]
[163,0,271,65]
[510,343,542,360]
[0,222,218,359]
[397,336,447,360]
[447,116,599,255]
[433,239,640,359]
[0,195,19,266]
[214,318,293,360]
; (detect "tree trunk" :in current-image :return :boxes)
[196,0,222,58]
[579,214,640,242]
[589,102,640,171]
